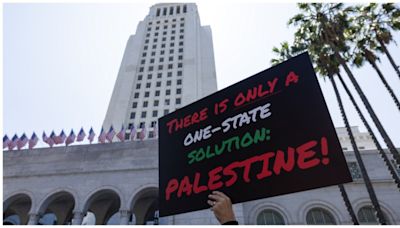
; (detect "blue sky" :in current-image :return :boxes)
[3,2,400,148]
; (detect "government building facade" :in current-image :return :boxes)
[3,3,400,225]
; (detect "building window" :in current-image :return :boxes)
[167,72,172,77]
[172,30,176,34]
[306,208,336,225]
[157,73,162,78]
[159,57,164,62]
[348,162,362,180]
[172,24,176,28]
[151,51,156,56]
[138,75,143,80]
[177,71,182,76]
[163,8,167,16]
[141,59,145,64]
[143,45,148,50]
[134,93,139,98]
[166,89,171,95]
[156,81,161,87]
[169,6,173,15]
[156,8,160,16]
[154,32,159,36]
[153,38,158,42]
[146,33,150,37]
[160,50,165,55]
[146,82,151,88]
[358,146,365,150]
[162,37,166,41]
[168,64,173,69]
[180,29,184,33]
[178,48,183,53]
[357,206,387,225]
[178,55,183,60]
[155,90,160,96]
[152,44,157,49]
[163,31,167,35]
[176,88,181,94]
[183,5,187,13]
[130,112,136,119]
[141,111,147,118]
[156,26,159,30]
[164,19,168,23]
[161,43,166,48]
[179,35,184,39]
[180,23,184,27]
[158,65,163,70]
[145,39,149,43]
[156,20,160,24]
[177,79,182,85]
[164,109,169,115]
[167,80,171,86]
[147,74,152,79]
[142,52,147,57]
[143,101,148,107]
[176,98,181,104]
[180,17,184,21]
[144,91,150,97]
[256,209,285,225]
[150,58,155,63]
[148,66,154,71]
[170,49,174,54]
[139,67,144,72]
[165,99,170,105]
[176,6,180,14]
[169,56,174,61]
[147,27,151,31]
[164,25,167,29]
[178,63,183,68]
[170,42,175,47]
[154,100,159,106]
[153,110,158,117]
[132,102,137,108]
[179,41,184,46]
[136,84,141,89]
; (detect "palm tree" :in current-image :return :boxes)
[336,72,400,190]
[357,3,400,79]
[287,3,389,224]
[270,39,359,225]
[348,5,400,111]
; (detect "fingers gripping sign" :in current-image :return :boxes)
[207,191,237,225]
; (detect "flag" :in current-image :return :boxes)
[17,133,28,150]
[77,128,86,142]
[106,126,115,143]
[116,125,125,142]
[98,128,106,144]
[47,131,55,147]
[8,134,18,150]
[153,123,158,138]
[65,130,76,146]
[3,135,10,149]
[129,125,136,141]
[88,127,95,144]
[139,127,146,140]
[54,130,66,144]
[42,132,49,143]
[29,132,39,149]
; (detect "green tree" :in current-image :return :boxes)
[286,3,393,224]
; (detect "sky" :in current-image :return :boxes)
[3,1,400,148]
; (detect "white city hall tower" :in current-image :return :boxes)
[103,3,217,137]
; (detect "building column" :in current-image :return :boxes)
[72,211,84,225]
[27,213,40,225]
[119,210,131,225]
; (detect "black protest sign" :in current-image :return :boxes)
[158,52,352,217]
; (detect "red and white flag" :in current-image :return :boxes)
[8,134,18,150]
[116,125,125,142]
[47,131,56,147]
[88,127,95,144]
[77,128,86,142]
[17,133,28,150]
[139,127,146,140]
[106,126,115,143]
[98,128,107,144]
[65,130,76,146]
[29,132,39,149]
[129,125,136,141]
[3,135,11,149]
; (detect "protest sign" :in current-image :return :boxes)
[158,52,352,217]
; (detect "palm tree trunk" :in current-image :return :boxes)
[377,38,400,80]
[337,73,400,190]
[338,184,359,224]
[333,50,400,168]
[330,75,387,224]
[368,60,400,111]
